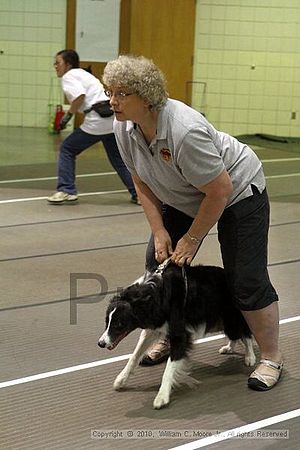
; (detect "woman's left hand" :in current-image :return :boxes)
[171,234,199,266]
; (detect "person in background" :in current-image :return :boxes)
[102,54,283,391]
[47,49,139,204]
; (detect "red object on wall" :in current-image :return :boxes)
[54,105,65,132]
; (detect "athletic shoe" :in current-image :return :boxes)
[47,191,78,204]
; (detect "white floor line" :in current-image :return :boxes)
[0,354,131,389]
[262,157,300,163]
[0,158,299,185]
[0,171,117,184]
[0,315,298,390]
[168,408,300,450]
[266,173,300,179]
[0,189,127,204]
[0,169,299,205]
[0,163,299,187]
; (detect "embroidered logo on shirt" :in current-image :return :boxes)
[160,148,172,162]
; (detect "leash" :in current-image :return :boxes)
[181,265,188,307]
[154,256,172,275]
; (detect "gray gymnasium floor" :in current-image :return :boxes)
[0,127,299,450]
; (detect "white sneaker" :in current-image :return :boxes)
[47,191,78,203]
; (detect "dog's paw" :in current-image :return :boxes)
[219,344,233,354]
[244,353,256,367]
[113,372,128,391]
[153,392,170,409]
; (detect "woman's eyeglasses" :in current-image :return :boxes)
[104,90,134,100]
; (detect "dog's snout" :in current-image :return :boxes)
[98,339,106,348]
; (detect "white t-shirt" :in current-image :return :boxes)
[114,99,266,218]
[62,68,113,135]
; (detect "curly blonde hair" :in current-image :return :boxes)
[102,55,168,110]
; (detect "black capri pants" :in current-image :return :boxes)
[145,185,278,312]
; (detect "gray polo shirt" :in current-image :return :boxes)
[114,99,265,218]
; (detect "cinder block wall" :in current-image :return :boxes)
[0,0,66,127]
[193,0,300,137]
[1,0,299,137]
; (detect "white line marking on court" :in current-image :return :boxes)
[0,354,131,389]
[0,170,299,205]
[0,315,298,390]
[0,189,127,204]
[0,159,298,185]
[266,173,300,179]
[193,315,299,345]
[0,171,117,184]
[168,409,300,450]
[262,157,300,163]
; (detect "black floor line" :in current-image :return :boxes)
[0,209,299,231]
[1,258,299,313]
[0,219,299,263]
[0,241,147,263]
[0,210,143,229]
[270,220,300,228]
[0,292,109,312]
[268,258,300,267]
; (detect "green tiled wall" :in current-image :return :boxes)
[1,0,299,137]
[193,0,300,137]
[0,0,66,127]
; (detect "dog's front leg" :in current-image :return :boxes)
[153,358,187,409]
[113,329,159,390]
[241,337,256,366]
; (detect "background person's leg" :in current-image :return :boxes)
[101,133,137,201]
[56,128,101,194]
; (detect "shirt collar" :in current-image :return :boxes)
[126,99,170,140]
[156,100,170,140]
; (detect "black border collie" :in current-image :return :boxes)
[98,261,255,409]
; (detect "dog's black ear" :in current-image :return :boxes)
[131,291,166,329]
[130,292,152,315]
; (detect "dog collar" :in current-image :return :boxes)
[155,256,172,275]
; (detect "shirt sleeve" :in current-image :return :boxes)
[62,72,85,103]
[176,127,225,188]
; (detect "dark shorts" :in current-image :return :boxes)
[217,186,278,311]
[145,186,278,311]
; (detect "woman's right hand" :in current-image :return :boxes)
[153,228,173,263]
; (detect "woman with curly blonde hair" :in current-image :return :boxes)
[103,55,168,110]
[102,55,283,391]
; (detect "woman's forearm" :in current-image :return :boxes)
[68,94,85,114]
[187,194,228,242]
[133,175,164,233]
[189,169,232,239]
